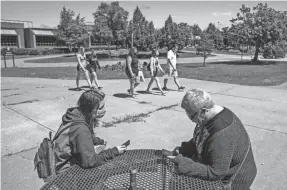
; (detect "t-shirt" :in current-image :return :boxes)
[77,53,88,67]
[87,56,98,67]
[167,50,177,69]
[150,57,159,71]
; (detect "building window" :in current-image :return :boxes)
[36,36,56,46]
[1,35,18,47]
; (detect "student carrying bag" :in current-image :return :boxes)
[33,122,85,182]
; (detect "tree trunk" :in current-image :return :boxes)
[108,42,111,59]
[252,46,259,62]
[203,49,206,67]
[252,40,260,62]
[241,47,244,60]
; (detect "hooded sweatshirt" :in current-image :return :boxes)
[54,107,119,173]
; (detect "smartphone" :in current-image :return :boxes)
[121,140,130,147]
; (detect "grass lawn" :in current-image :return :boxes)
[23,50,202,63]
[2,60,287,86]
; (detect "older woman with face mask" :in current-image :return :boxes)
[166,89,257,190]
[54,89,126,174]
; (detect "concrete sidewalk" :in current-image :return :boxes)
[3,50,286,68]
[1,76,287,190]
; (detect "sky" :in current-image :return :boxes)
[1,1,287,30]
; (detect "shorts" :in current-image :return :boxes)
[125,67,138,79]
[165,68,178,78]
[77,64,96,73]
[151,68,158,77]
[138,70,145,82]
[86,64,97,73]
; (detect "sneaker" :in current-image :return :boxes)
[162,87,169,91]
[75,87,81,91]
[145,90,152,94]
[90,86,97,90]
[98,86,103,90]
[161,92,166,96]
[127,89,131,94]
[178,86,185,91]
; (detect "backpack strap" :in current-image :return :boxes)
[52,121,88,142]
[228,136,251,185]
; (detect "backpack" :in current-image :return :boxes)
[147,62,151,71]
[34,122,85,182]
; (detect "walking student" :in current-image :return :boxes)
[125,47,140,97]
[163,44,185,91]
[87,50,103,90]
[76,47,93,90]
[146,49,166,96]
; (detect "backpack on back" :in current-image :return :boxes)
[147,62,151,71]
[34,122,85,182]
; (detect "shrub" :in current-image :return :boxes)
[28,49,41,55]
[13,48,30,55]
[263,46,286,59]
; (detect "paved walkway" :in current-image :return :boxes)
[2,51,286,68]
[1,76,287,190]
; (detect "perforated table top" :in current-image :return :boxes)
[40,149,224,190]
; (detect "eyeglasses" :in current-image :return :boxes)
[185,110,199,121]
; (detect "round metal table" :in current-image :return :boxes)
[40,149,224,190]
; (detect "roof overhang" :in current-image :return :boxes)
[1,29,17,35]
[32,29,54,36]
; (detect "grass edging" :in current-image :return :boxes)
[102,103,179,128]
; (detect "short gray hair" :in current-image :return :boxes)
[181,89,214,112]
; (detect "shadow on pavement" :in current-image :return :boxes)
[68,88,82,91]
[113,93,131,98]
[80,86,90,88]
[136,90,152,94]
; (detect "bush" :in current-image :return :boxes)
[239,47,248,53]
[13,48,30,55]
[263,46,286,59]
[28,49,41,55]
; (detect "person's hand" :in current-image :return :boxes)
[172,147,180,155]
[166,156,176,161]
[116,145,127,154]
[131,73,135,78]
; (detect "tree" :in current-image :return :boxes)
[206,23,223,48]
[93,2,129,50]
[230,3,287,61]
[164,15,174,48]
[192,24,203,46]
[58,6,75,31]
[178,22,193,48]
[198,33,213,66]
[128,6,151,50]
[221,26,230,47]
[55,7,90,52]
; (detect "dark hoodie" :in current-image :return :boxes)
[54,107,119,173]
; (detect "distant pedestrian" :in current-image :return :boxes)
[87,50,103,90]
[76,47,93,90]
[125,47,140,97]
[146,49,166,96]
[138,61,145,82]
[163,44,185,91]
